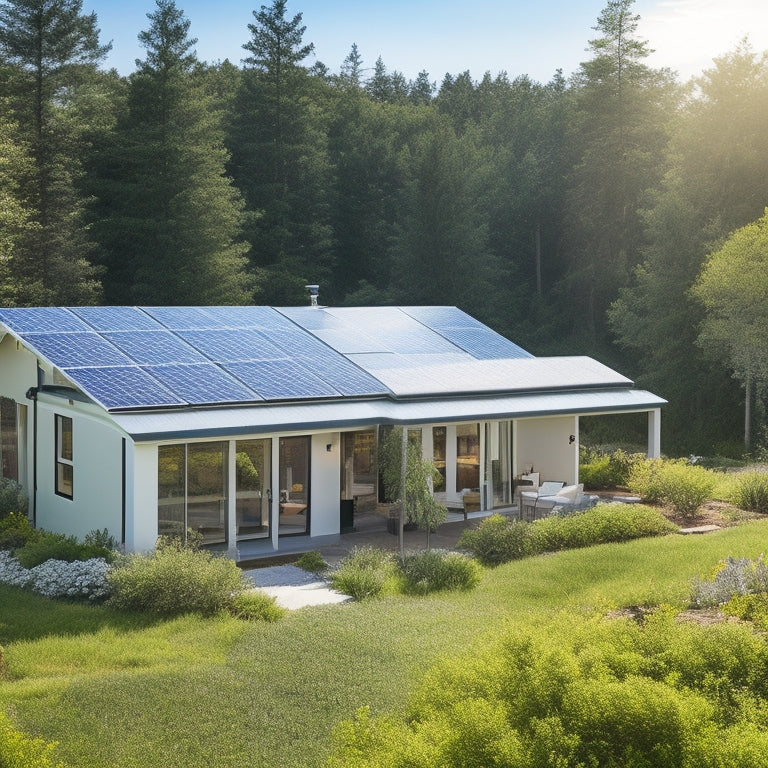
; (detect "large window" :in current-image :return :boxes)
[279,436,310,536]
[157,442,228,545]
[456,424,480,491]
[55,414,73,498]
[0,397,18,481]
[236,438,271,540]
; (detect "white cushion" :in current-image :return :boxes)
[555,483,583,502]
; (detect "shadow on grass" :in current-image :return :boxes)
[0,582,164,644]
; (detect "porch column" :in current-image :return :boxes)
[647,409,661,458]
[227,440,238,558]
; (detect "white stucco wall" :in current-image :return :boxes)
[310,432,342,536]
[515,416,579,486]
[131,442,159,552]
[34,397,124,542]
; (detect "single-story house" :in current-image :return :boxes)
[0,303,665,559]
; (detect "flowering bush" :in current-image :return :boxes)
[0,551,110,602]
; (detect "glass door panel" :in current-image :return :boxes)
[279,436,309,536]
[187,442,227,546]
[456,424,480,491]
[158,444,185,539]
[236,439,271,540]
[486,422,512,508]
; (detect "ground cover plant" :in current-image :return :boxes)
[2,520,767,767]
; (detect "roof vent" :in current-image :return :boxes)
[305,284,319,308]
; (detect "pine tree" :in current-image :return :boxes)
[0,0,109,305]
[229,0,333,304]
[92,0,252,305]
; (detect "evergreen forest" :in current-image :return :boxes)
[2,0,768,455]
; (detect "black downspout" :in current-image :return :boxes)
[121,438,126,546]
[25,378,40,527]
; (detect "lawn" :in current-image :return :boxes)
[2,520,767,767]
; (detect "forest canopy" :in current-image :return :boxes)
[1,0,768,455]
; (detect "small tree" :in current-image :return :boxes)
[379,427,447,550]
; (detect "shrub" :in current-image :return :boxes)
[397,550,481,595]
[629,459,716,518]
[328,612,768,768]
[0,511,41,551]
[579,448,646,490]
[0,712,65,768]
[106,546,248,616]
[230,590,286,622]
[329,546,394,601]
[730,472,768,514]
[0,478,28,520]
[15,531,113,569]
[691,556,768,608]
[296,550,328,574]
[457,514,531,567]
[530,504,676,552]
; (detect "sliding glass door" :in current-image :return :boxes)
[236,439,272,540]
[279,436,310,536]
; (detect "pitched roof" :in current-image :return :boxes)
[0,305,639,413]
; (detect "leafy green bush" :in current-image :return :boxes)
[730,472,768,513]
[722,593,768,629]
[329,546,394,601]
[230,590,286,622]
[106,546,248,617]
[579,448,646,490]
[0,712,65,768]
[0,511,41,551]
[457,514,530,566]
[83,528,119,550]
[629,459,716,518]
[15,531,114,569]
[296,550,328,574]
[328,611,768,768]
[458,507,675,567]
[397,550,481,595]
[0,478,28,520]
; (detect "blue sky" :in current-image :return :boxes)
[83,0,768,84]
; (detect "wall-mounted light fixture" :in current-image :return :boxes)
[326,443,333,452]
[569,434,576,445]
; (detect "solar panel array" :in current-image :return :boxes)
[0,305,537,411]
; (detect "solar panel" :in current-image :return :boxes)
[400,306,480,328]
[142,364,262,404]
[103,331,207,365]
[177,329,289,362]
[70,306,162,332]
[436,326,532,360]
[142,306,226,330]
[299,355,389,396]
[0,307,90,333]
[311,328,389,354]
[23,332,132,368]
[223,360,340,400]
[66,366,184,409]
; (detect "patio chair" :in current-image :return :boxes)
[518,481,566,521]
[535,483,600,517]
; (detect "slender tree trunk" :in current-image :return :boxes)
[745,371,752,451]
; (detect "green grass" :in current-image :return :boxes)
[2,521,767,768]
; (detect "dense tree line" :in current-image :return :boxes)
[1,0,768,455]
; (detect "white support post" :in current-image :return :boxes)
[647,409,661,458]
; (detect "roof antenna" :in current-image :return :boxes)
[305,284,319,308]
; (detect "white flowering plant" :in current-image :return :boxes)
[0,551,110,602]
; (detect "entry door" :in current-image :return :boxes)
[279,436,310,536]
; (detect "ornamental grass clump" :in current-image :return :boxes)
[730,472,768,514]
[329,546,395,601]
[691,555,768,608]
[397,549,481,595]
[107,543,248,617]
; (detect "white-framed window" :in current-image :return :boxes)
[55,414,73,499]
